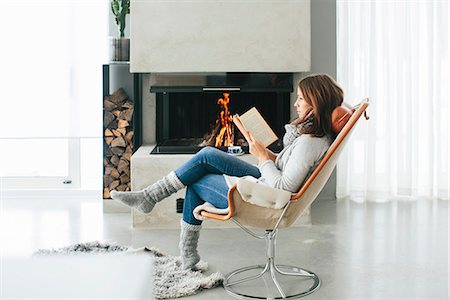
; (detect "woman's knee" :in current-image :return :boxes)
[196,146,220,160]
[198,146,216,156]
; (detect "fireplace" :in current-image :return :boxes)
[150,73,293,154]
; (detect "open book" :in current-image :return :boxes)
[232,107,278,148]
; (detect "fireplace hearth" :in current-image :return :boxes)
[150,73,293,154]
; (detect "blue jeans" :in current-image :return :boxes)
[174,147,261,225]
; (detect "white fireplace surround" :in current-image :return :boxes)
[130,0,311,73]
[127,73,313,228]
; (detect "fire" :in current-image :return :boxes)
[214,93,234,147]
[201,93,234,147]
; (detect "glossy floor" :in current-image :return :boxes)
[1,195,448,299]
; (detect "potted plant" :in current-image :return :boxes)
[110,0,130,62]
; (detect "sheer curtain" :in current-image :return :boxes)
[337,0,449,201]
[0,0,108,189]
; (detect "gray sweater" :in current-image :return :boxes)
[224,133,331,193]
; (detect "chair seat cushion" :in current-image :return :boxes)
[236,179,292,209]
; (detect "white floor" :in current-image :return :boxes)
[1,194,448,299]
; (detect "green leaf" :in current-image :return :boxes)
[111,0,130,37]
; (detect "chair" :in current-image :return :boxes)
[200,99,370,299]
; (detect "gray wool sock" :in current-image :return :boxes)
[179,219,202,270]
[110,171,185,214]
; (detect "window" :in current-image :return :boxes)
[0,0,108,190]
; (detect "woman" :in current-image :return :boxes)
[111,73,344,270]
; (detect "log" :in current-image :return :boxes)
[104,95,112,102]
[103,188,110,199]
[104,136,114,145]
[105,165,114,175]
[110,88,128,104]
[117,159,129,174]
[111,136,126,147]
[125,131,134,144]
[104,174,115,187]
[110,168,120,179]
[104,99,117,112]
[122,101,133,109]
[111,147,125,156]
[110,155,120,166]
[109,180,120,190]
[104,128,114,137]
[103,158,109,166]
[117,110,126,120]
[118,119,129,128]
[112,129,123,137]
[104,146,113,157]
[122,108,134,122]
[202,123,221,146]
[117,128,127,136]
[104,111,115,127]
[123,167,130,177]
[112,110,121,117]
[120,174,130,184]
[116,184,127,192]
[122,146,133,161]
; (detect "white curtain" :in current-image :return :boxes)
[337,0,449,201]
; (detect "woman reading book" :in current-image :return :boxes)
[111,73,344,270]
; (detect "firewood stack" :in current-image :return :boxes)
[103,88,134,199]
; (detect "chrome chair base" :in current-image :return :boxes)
[222,226,320,299]
[223,261,320,299]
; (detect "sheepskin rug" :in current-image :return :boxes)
[34,241,224,299]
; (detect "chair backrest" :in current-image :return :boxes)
[280,99,369,227]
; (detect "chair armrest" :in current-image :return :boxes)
[200,184,237,221]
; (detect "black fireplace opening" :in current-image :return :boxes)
[151,73,293,154]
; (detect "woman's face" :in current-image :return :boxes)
[294,87,313,120]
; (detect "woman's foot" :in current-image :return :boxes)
[110,190,156,213]
[110,171,185,214]
[179,220,201,270]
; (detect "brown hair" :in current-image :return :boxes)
[298,74,344,138]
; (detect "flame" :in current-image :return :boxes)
[214,93,234,147]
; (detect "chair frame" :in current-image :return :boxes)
[224,203,320,299]
[202,100,370,299]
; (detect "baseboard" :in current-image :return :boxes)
[1,189,100,199]
[1,189,131,214]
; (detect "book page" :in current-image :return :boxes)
[232,114,250,140]
[234,107,278,148]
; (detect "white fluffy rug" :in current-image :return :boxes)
[34,241,224,299]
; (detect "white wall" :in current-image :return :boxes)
[130,0,310,73]
[306,0,337,200]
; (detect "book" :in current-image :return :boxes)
[232,107,278,148]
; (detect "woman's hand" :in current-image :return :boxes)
[247,132,271,165]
